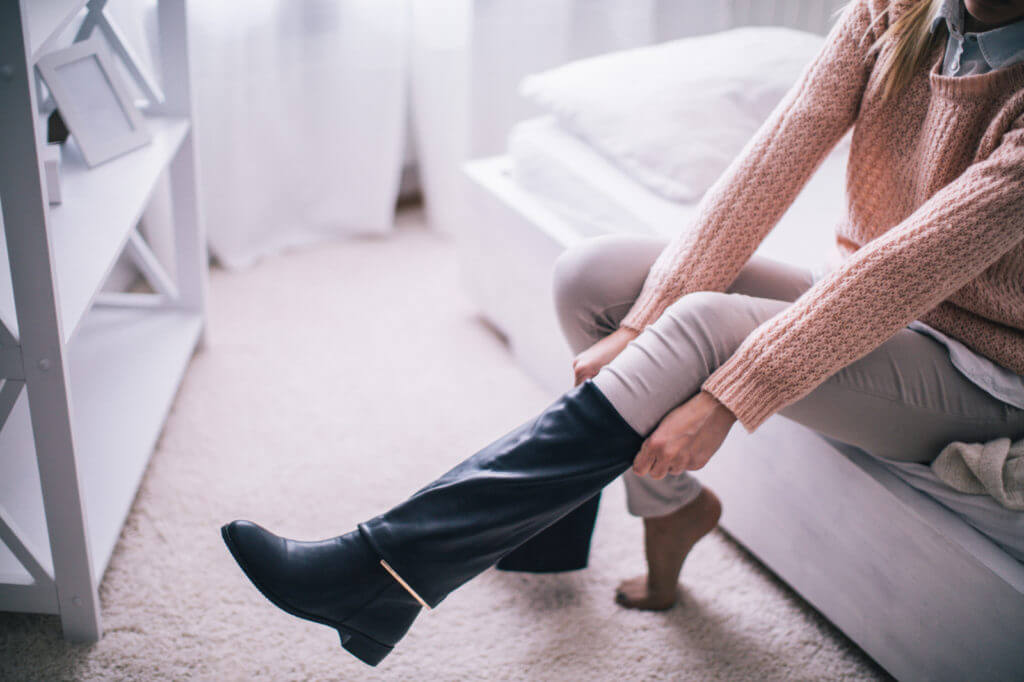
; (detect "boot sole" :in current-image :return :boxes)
[220,524,392,666]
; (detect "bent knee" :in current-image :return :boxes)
[661,291,742,326]
[657,291,786,359]
[552,235,661,315]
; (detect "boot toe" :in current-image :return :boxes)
[222,521,283,572]
[220,522,421,666]
[221,520,299,606]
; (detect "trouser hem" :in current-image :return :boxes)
[624,477,703,518]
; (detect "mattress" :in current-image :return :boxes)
[508,115,1024,564]
[508,115,850,273]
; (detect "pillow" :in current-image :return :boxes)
[519,26,826,202]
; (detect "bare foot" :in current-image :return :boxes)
[615,487,722,611]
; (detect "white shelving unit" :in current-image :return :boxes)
[0,0,207,641]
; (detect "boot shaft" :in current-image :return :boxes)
[359,380,642,607]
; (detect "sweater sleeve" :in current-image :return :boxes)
[619,0,886,332]
[703,114,1024,431]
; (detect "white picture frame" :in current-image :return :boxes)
[35,36,151,168]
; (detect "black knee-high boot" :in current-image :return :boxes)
[221,380,642,666]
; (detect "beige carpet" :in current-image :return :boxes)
[0,208,889,680]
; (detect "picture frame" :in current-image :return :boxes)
[35,36,151,168]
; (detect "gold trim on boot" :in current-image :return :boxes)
[380,560,431,610]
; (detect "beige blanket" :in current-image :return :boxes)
[932,437,1024,511]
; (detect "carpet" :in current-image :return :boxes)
[0,208,888,680]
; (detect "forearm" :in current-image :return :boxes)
[703,129,1024,430]
[621,0,883,332]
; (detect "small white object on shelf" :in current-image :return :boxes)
[42,143,61,205]
[35,36,151,168]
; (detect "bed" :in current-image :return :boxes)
[458,28,1024,680]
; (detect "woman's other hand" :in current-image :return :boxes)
[573,327,639,386]
[632,391,736,479]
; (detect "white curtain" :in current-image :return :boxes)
[181,1,732,266]
[189,1,410,268]
[408,0,471,236]
[105,1,836,271]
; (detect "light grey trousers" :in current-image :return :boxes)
[553,234,1024,518]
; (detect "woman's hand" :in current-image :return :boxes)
[573,327,639,386]
[632,391,737,479]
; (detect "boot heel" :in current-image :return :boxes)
[338,627,392,666]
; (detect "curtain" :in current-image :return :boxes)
[189,0,409,268]
[179,1,741,265]
[184,0,718,262]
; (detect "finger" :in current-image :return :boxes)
[574,367,597,386]
[632,453,650,476]
[665,449,690,476]
[649,457,671,480]
[667,460,689,477]
[633,444,655,476]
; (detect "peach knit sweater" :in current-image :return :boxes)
[619,0,1024,431]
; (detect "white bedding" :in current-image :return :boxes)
[519,26,827,202]
[508,116,849,272]
[507,115,1024,563]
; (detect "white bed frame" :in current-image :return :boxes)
[460,156,1024,681]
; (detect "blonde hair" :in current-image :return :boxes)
[836,0,946,102]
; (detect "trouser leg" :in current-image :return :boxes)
[552,234,814,515]
[779,328,1024,462]
[496,238,670,571]
[592,288,1024,466]
[552,234,670,356]
[359,379,644,607]
[552,235,704,515]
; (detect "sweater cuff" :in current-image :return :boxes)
[619,320,644,334]
[620,292,670,333]
[701,351,790,432]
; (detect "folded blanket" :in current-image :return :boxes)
[932,437,1024,511]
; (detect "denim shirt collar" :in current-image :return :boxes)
[930,0,1024,70]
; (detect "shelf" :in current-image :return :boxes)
[1,0,204,640]
[0,121,189,344]
[0,389,49,586]
[24,0,88,61]
[49,116,191,344]
[67,305,202,582]
[0,117,190,345]
[0,229,19,340]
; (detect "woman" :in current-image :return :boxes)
[222,0,1024,666]
[559,0,1024,611]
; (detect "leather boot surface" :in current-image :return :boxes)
[222,379,641,667]
[221,522,421,666]
[359,379,642,607]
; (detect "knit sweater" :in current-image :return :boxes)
[619,0,1024,431]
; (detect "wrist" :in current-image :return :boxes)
[701,389,737,424]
